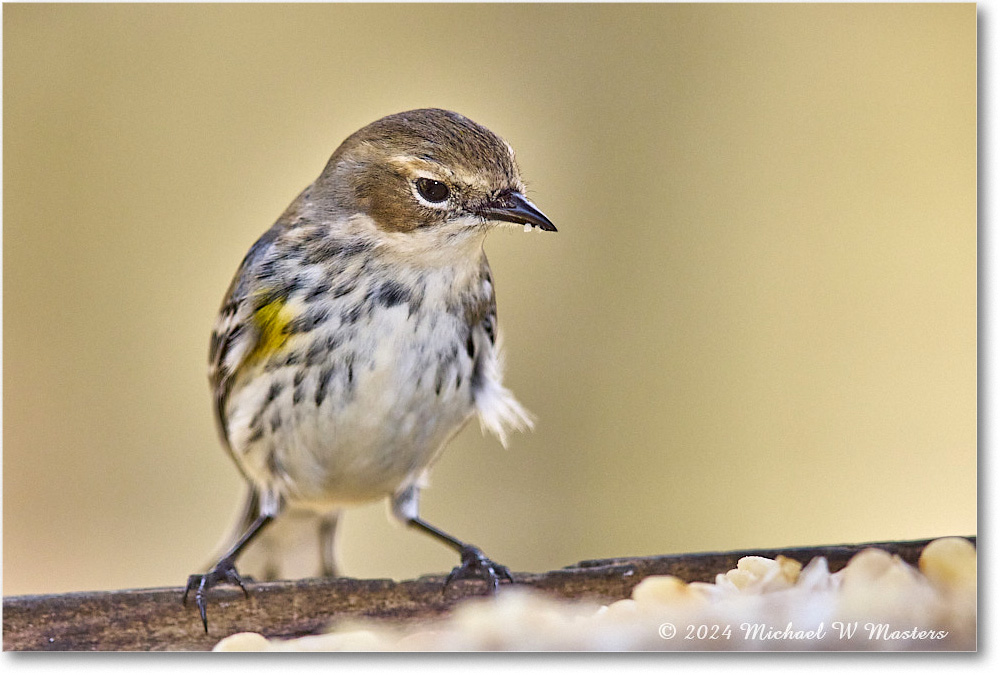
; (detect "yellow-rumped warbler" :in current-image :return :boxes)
[184,109,555,630]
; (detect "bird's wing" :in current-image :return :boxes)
[208,223,285,455]
[471,257,535,447]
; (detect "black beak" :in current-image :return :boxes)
[475,191,557,232]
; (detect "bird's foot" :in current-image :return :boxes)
[444,545,514,592]
[183,557,250,632]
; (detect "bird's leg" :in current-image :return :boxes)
[406,516,514,591]
[183,513,274,632]
[317,511,341,578]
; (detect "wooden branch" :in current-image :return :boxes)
[2,536,974,651]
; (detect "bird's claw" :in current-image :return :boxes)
[182,557,250,632]
[444,545,514,592]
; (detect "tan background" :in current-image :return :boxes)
[3,4,976,596]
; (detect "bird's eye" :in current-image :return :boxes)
[415,178,450,203]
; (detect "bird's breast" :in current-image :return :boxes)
[226,258,490,506]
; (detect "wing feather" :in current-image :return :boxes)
[208,223,284,453]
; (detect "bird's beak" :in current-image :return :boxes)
[475,191,557,232]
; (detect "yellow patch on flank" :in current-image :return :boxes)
[249,297,294,363]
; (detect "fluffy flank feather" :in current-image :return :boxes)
[474,335,535,448]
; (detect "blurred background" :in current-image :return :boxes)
[3,4,976,596]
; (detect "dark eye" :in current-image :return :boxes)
[416,178,450,203]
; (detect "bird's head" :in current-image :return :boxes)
[314,108,555,239]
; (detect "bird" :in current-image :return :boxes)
[184,108,556,631]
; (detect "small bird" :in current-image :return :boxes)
[184,108,555,630]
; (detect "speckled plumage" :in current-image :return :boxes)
[187,109,554,628]
[212,218,516,507]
